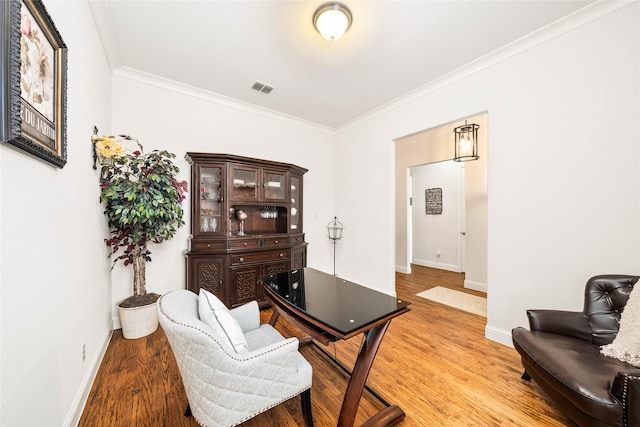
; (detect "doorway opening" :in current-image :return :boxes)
[394,113,488,296]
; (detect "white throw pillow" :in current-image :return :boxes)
[198,289,249,354]
[600,282,640,367]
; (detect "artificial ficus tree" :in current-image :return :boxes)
[94,135,188,306]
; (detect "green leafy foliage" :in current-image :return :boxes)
[98,140,188,296]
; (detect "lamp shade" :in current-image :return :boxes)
[327,216,344,240]
[313,3,352,41]
[453,121,480,162]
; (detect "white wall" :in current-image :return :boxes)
[1,1,113,425]
[334,2,639,345]
[108,73,337,326]
[394,124,456,274]
[463,117,488,293]
[411,161,461,272]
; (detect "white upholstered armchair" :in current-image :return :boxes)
[157,289,313,427]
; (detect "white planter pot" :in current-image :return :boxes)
[118,301,158,339]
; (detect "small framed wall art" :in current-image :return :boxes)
[425,188,443,215]
[1,0,67,168]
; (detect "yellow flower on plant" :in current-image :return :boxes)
[94,136,125,159]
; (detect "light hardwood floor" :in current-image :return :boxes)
[79,265,575,426]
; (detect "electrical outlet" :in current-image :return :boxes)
[82,343,86,363]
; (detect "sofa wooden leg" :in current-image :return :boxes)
[301,388,314,427]
[521,371,532,381]
[184,403,192,417]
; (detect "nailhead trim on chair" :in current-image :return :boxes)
[159,299,299,361]
[621,374,640,427]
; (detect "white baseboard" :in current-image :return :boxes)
[484,324,513,348]
[464,279,487,293]
[64,327,113,427]
[412,259,459,272]
[395,264,412,274]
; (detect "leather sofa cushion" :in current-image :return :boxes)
[513,328,632,424]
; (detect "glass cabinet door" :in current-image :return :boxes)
[230,165,258,201]
[263,170,286,202]
[199,166,222,234]
[290,175,300,231]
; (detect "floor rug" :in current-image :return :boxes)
[416,286,487,317]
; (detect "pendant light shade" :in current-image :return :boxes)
[327,216,344,275]
[327,216,344,240]
[453,121,480,162]
[313,3,352,41]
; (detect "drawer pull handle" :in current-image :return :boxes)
[274,240,278,244]
[279,253,284,257]
[243,242,248,246]
[239,257,244,262]
[207,244,211,248]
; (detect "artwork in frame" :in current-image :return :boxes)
[0,0,67,168]
[425,188,442,215]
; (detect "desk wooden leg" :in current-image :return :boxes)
[298,336,314,346]
[360,405,405,427]
[268,309,280,326]
[336,321,404,427]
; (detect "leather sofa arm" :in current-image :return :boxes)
[611,370,640,427]
[527,309,592,342]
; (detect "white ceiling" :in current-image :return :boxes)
[90,0,595,129]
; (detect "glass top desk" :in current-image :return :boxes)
[260,267,411,427]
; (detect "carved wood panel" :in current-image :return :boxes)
[198,260,222,295]
[234,269,258,302]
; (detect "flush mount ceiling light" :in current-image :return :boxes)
[313,2,352,41]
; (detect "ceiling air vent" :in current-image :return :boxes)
[251,81,275,94]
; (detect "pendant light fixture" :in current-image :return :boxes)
[453,120,480,162]
[313,3,352,41]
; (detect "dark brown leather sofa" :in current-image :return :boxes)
[512,274,640,427]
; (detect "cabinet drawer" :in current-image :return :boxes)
[232,251,288,264]
[289,235,305,244]
[263,237,287,246]
[229,239,260,249]
[191,241,226,251]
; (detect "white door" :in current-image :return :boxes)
[410,161,463,273]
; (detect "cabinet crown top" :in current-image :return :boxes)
[185,152,308,174]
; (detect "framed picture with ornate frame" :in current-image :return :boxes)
[0,0,67,168]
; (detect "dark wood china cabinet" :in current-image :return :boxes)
[185,153,307,308]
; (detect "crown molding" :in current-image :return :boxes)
[336,0,636,134]
[112,67,334,135]
[89,2,333,135]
